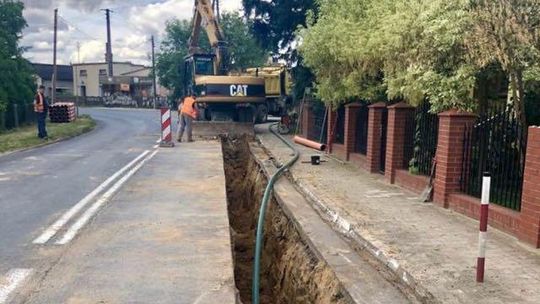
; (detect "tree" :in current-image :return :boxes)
[0,0,35,114]
[156,12,268,101]
[243,0,317,61]
[299,0,476,111]
[300,0,540,120]
[220,13,268,71]
[466,0,540,126]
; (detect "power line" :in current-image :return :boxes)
[57,14,101,41]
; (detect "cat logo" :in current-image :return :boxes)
[230,84,248,97]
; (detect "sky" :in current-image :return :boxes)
[20,0,243,66]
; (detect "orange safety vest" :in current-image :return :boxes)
[181,96,198,119]
[34,93,45,113]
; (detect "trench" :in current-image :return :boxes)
[222,136,352,304]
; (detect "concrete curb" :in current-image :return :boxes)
[0,121,97,160]
[256,135,439,304]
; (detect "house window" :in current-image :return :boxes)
[99,69,107,76]
[80,69,87,77]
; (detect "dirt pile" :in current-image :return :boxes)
[222,136,352,304]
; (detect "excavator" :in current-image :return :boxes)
[183,0,291,128]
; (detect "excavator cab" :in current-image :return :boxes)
[183,53,216,96]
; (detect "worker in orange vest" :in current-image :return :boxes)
[34,85,49,139]
[176,93,198,142]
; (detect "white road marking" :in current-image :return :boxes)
[33,151,150,244]
[153,144,159,149]
[56,150,158,245]
[364,193,403,198]
[156,138,161,143]
[338,252,353,264]
[0,268,33,303]
[365,190,386,194]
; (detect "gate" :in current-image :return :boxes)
[460,105,527,210]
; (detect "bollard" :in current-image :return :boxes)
[476,172,491,283]
[159,107,174,147]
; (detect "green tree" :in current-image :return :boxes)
[156,12,267,101]
[300,0,540,118]
[299,0,475,111]
[466,0,540,126]
[220,13,267,71]
[243,0,317,61]
[0,0,35,114]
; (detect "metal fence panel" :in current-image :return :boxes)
[408,102,439,176]
[460,105,527,210]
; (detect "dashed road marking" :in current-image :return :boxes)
[0,268,33,303]
[33,150,150,244]
[56,150,159,245]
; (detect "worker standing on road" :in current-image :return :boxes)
[176,93,198,142]
[34,85,49,139]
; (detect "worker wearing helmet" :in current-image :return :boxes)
[176,93,198,142]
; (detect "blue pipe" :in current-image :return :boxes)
[252,123,300,304]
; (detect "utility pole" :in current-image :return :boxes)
[52,8,58,105]
[75,41,80,115]
[77,41,81,63]
[102,8,114,76]
[151,35,157,109]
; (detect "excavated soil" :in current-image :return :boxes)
[222,136,352,304]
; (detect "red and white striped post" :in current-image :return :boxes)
[476,172,491,283]
[160,107,174,147]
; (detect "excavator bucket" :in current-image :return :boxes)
[192,121,255,139]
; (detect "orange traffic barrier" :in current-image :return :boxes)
[293,136,326,151]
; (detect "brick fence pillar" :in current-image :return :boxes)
[301,102,315,139]
[518,126,540,248]
[385,102,415,183]
[434,110,477,208]
[344,103,362,161]
[366,102,387,173]
[327,108,337,153]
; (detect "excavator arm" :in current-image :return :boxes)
[189,0,228,75]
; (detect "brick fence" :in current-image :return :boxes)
[301,101,540,248]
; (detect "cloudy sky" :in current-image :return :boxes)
[20,0,243,66]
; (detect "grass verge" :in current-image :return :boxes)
[0,115,96,154]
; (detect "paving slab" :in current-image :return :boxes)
[25,142,238,304]
[256,125,540,304]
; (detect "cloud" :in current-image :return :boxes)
[21,0,244,65]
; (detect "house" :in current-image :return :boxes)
[32,63,74,98]
[72,62,167,98]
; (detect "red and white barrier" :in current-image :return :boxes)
[476,172,491,283]
[160,107,174,147]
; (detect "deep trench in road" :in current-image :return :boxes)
[221,136,352,304]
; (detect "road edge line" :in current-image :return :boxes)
[55,149,158,245]
[0,268,33,303]
[33,150,151,244]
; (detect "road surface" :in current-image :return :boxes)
[0,108,162,302]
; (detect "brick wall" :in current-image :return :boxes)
[433,110,477,207]
[385,102,415,183]
[448,193,521,235]
[344,103,362,161]
[366,102,387,173]
[518,126,540,248]
[394,169,430,194]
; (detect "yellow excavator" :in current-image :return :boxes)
[184,0,291,125]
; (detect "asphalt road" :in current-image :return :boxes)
[0,108,161,276]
